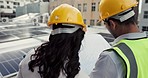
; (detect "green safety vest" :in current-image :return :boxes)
[111,38,148,78]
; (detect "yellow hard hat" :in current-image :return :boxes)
[99,0,138,21]
[48,4,86,28]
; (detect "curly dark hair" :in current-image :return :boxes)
[28,24,85,78]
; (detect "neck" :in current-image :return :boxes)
[116,24,140,38]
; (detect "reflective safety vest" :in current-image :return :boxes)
[112,38,148,78]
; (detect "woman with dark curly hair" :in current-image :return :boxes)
[16,4,89,78]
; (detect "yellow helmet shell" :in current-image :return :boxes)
[99,0,138,21]
[48,4,86,28]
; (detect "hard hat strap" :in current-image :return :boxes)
[51,24,82,35]
[111,8,135,22]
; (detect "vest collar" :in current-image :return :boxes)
[112,32,147,45]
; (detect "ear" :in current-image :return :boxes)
[82,27,87,32]
[109,20,116,30]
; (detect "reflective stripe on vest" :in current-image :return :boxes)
[115,43,138,78]
[112,38,148,78]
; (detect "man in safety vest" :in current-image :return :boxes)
[90,0,148,78]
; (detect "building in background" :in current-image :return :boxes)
[139,0,148,32]
[0,0,41,23]
[0,0,24,20]
[0,0,49,23]
[15,1,49,24]
[49,0,102,26]
[16,2,49,16]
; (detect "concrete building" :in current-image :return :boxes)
[16,1,49,16]
[139,0,148,32]
[15,2,49,24]
[49,0,102,26]
[0,0,24,19]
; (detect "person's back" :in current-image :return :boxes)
[17,49,90,78]
[17,31,110,78]
[16,4,89,78]
[112,37,148,78]
[90,0,148,78]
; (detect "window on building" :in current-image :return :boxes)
[14,2,19,5]
[146,0,148,3]
[0,5,4,8]
[96,20,101,26]
[14,2,16,5]
[90,20,95,26]
[142,26,148,31]
[78,4,81,11]
[7,6,11,9]
[98,2,100,11]
[13,6,16,8]
[83,3,87,12]
[7,1,9,4]
[13,10,16,14]
[91,3,96,11]
[143,11,148,19]
[83,19,86,24]
[42,0,49,2]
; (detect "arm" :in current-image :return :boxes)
[90,51,126,78]
[16,64,23,78]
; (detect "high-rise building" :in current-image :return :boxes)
[49,0,102,26]
[139,0,148,32]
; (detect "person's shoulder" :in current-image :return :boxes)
[101,50,118,59]
[101,50,124,65]
[19,49,35,65]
